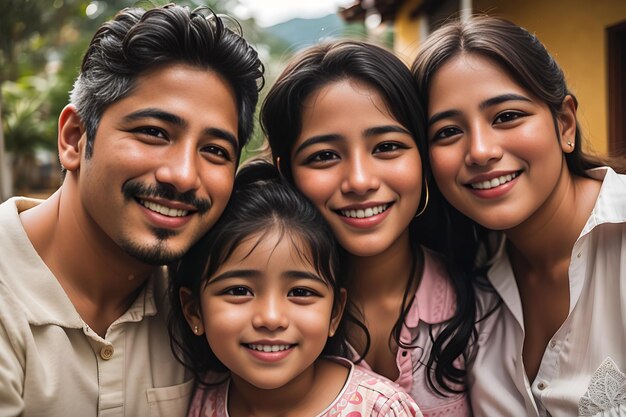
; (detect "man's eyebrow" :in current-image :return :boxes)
[122,108,186,127]
[204,127,238,151]
[293,134,341,157]
[428,94,533,126]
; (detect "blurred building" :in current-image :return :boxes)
[341,0,626,157]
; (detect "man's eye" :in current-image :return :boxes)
[203,145,231,161]
[134,126,167,138]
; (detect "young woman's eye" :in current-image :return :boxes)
[202,145,232,161]
[306,150,339,164]
[431,126,462,142]
[288,287,318,297]
[223,286,252,296]
[494,111,524,124]
[374,142,406,153]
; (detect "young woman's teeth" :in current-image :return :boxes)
[247,344,292,352]
[341,204,388,219]
[471,172,519,190]
[140,200,188,217]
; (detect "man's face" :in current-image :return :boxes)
[76,63,239,264]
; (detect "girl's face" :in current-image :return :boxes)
[427,53,576,231]
[182,229,344,390]
[291,79,422,258]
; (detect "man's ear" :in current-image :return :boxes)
[180,287,205,336]
[329,288,347,338]
[558,95,578,153]
[58,105,87,171]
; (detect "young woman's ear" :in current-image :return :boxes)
[58,105,87,171]
[329,288,347,337]
[180,287,205,336]
[558,95,578,154]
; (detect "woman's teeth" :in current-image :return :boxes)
[471,172,519,190]
[341,204,389,219]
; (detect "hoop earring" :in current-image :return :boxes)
[275,156,284,177]
[415,178,429,218]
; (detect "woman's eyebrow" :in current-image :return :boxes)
[428,93,532,126]
[293,134,341,156]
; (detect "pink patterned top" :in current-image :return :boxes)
[356,250,470,417]
[187,357,423,417]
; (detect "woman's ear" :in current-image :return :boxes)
[180,287,205,336]
[329,288,347,338]
[58,105,86,171]
[558,95,578,153]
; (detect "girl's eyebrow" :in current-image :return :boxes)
[283,270,327,284]
[293,134,341,157]
[207,269,260,284]
[428,93,533,126]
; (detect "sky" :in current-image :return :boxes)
[232,0,355,27]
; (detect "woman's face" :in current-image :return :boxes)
[427,53,574,231]
[291,79,422,257]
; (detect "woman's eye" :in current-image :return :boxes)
[494,111,523,124]
[307,150,338,163]
[374,142,401,153]
[432,126,462,141]
[288,288,317,297]
[224,286,252,296]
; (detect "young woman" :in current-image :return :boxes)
[261,40,481,417]
[412,16,626,417]
[168,161,421,417]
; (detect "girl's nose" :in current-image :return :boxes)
[251,295,289,331]
[339,154,380,195]
[464,126,503,166]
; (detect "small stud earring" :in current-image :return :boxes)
[193,325,199,334]
[567,141,573,148]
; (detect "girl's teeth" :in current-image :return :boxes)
[471,172,518,190]
[341,204,388,218]
[140,200,188,217]
[248,344,291,352]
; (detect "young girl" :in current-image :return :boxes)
[412,16,626,417]
[168,161,421,417]
[261,40,483,416]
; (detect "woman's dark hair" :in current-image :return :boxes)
[168,160,357,384]
[71,3,264,158]
[261,39,478,395]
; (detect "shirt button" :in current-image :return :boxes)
[100,346,114,360]
[537,382,547,390]
[549,340,556,348]
[577,252,582,258]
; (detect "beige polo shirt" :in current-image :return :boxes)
[0,197,192,417]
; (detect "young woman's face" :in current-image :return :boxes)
[291,79,422,257]
[192,230,343,391]
[427,53,573,231]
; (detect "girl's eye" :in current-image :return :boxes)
[224,286,252,296]
[374,142,400,153]
[306,150,339,164]
[431,126,462,142]
[288,287,317,297]
[494,111,524,124]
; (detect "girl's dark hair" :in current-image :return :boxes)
[261,39,477,395]
[168,160,357,384]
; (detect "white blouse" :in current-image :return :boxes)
[468,167,626,417]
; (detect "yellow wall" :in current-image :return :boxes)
[394,0,626,156]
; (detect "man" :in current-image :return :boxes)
[0,4,263,416]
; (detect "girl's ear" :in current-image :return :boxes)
[558,95,578,154]
[58,105,87,171]
[329,288,347,338]
[180,287,205,336]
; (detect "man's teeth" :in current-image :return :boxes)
[248,344,292,352]
[140,200,188,217]
[471,172,519,190]
[341,204,388,219]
